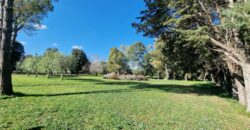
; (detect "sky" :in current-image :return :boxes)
[17,0,154,61]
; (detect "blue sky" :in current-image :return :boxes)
[17,0,154,61]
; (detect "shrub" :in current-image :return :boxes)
[103,73,119,80]
[104,73,148,81]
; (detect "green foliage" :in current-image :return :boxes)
[133,0,229,80]
[39,48,61,75]
[108,48,129,74]
[21,55,39,75]
[13,0,54,33]
[11,41,25,72]
[222,1,250,29]
[58,55,71,74]
[69,49,89,74]
[0,75,249,129]
[126,42,147,74]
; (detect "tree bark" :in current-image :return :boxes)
[60,73,64,80]
[164,64,169,80]
[210,74,215,83]
[0,0,14,95]
[184,73,188,81]
[235,77,247,106]
[242,64,250,112]
[203,71,208,82]
[227,61,247,106]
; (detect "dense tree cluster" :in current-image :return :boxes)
[133,0,250,111]
[16,48,89,79]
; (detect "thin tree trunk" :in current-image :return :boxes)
[0,0,14,95]
[173,72,176,80]
[210,74,215,83]
[47,70,50,79]
[242,64,250,112]
[184,73,188,81]
[204,71,208,82]
[164,64,169,80]
[60,73,64,80]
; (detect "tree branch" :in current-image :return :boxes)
[209,37,243,60]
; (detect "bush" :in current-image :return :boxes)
[103,73,148,81]
[103,73,119,80]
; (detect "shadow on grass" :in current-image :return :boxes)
[15,84,68,87]
[27,126,45,130]
[14,78,105,87]
[13,89,147,97]
[132,83,229,97]
[66,77,105,83]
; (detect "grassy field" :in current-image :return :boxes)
[0,75,250,129]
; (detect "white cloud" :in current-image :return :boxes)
[34,24,47,30]
[72,45,83,49]
[52,43,58,47]
[20,41,27,45]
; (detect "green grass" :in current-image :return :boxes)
[1,75,250,130]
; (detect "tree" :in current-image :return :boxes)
[142,53,155,78]
[90,61,108,75]
[0,0,15,95]
[11,41,25,72]
[126,42,147,74]
[11,0,54,43]
[108,48,129,74]
[133,0,250,111]
[22,55,37,76]
[0,0,54,95]
[70,49,89,75]
[39,48,60,78]
[58,55,71,80]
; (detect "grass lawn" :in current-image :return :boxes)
[0,75,250,129]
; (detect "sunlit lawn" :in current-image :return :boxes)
[0,75,250,129]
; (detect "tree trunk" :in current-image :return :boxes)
[210,74,215,83]
[242,64,250,112]
[60,73,64,80]
[227,60,247,106]
[164,64,169,80]
[47,70,50,79]
[35,72,38,78]
[0,0,14,95]
[173,72,176,80]
[184,73,188,81]
[203,71,208,82]
[235,77,247,106]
